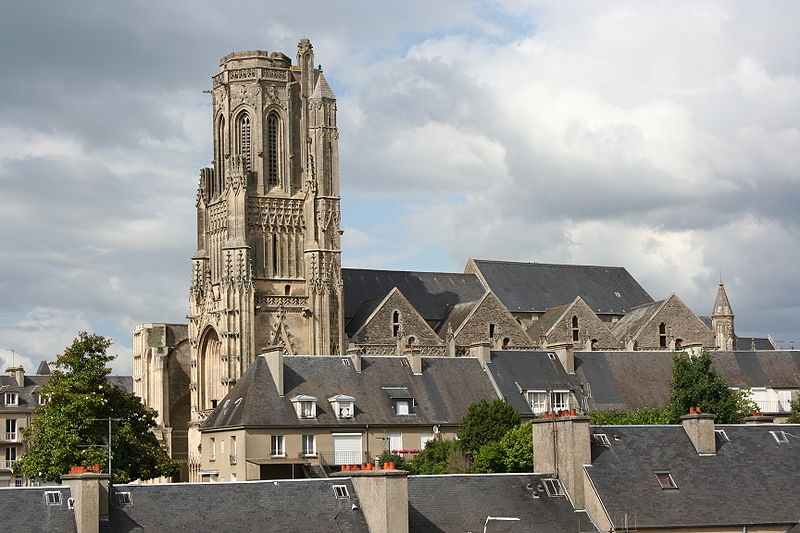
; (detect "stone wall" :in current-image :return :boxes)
[355,289,441,346]
[454,292,530,347]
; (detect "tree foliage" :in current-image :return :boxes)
[589,407,671,425]
[16,332,179,483]
[407,439,468,475]
[665,350,754,424]
[473,422,533,473]
[786,400,800,424]
[457,399,520,454]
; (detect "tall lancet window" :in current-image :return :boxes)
[267,112,279,186]
[215,116,225,193]
[235,112,251,171]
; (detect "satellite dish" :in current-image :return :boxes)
[432,425,440,434]
[340,407,352,418]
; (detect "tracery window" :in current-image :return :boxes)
[267,112,279,186]
[215,116,225,191]
[235,112,251,171]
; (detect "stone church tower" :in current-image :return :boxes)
[188,40,345,427]
[712,282,735,350]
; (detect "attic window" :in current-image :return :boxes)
[328,395,356,419]
[291,395,318,419]
[341,358,351,367]
[394,399,412,415]
[593,433,611,446]
[655,472,677,489]
[4,393,18,406]
[659,323,667,348]
[332,485,349,499]
[715,429,729,442]
[115,492,132,506]
[44,491,62,505]
[392,310,401,337]
[542,478,563,497]
[770,430,789,444]
[571,316,579,342]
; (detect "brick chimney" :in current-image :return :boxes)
[680,410,716,455]
[61,471,110,533]
[262,346,284,396]
[531,414,591,508]
[5,366,24,388]
[334,469,409,533]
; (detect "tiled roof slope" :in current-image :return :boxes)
[711,350,800,388]
[202,355,498,429]
[471,260,653,315]
[342,268,486,322]
[609,300,662,340]
[486,351,583,415]
[0,486,74,532]
[586,424,800,528]
[103,479,368,533]
[0,374,134,414]
[408,474,598,533]
[734,336,777,350]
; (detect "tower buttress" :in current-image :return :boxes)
[712,283,735,350]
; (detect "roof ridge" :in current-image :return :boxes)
[343,267,477,276]
[473,259,627,269]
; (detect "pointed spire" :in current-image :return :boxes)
[713,283,733,318]
[311,71,336,100]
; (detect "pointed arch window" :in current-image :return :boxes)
[571,316,580,342]
[392,311,401,338]
[214,116,225,194]
[235,112,252,171]
[659,322,667,348]
[267,112,280,186]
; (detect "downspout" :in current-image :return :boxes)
[365,424,369,463]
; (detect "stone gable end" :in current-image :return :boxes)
[354,289,441,345]
[454,292,530,347]
[542,298,622,350]
[636,295,714,349]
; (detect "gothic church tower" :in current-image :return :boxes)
[188,40,344,427]
[712,283,735,350]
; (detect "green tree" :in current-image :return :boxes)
[472,423,533,473]
[665,350,754,424]
[16,332,179,483]
[589,406,671,425]
[457,399,520,455]
[407,439,468,475]
[786,400,800,424]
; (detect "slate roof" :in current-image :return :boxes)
[734,336,777,350]
[485,351,582,415]
[586,424,800,528]
[471,259,652,315]
[408,474,597,533]
[342,268,486,324]
[610,299,663,340]
[0,373,134,414]
[202,355,499,429]
[525,303,569,340]
[711,350,800,388]
[311,71,336,100]
[103,478,368,533]
[0,486,74,533]
[438,299,480,338]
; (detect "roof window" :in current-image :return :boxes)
[770,430,789,444]
[655,472,677,489]
[714,429,729,442]
[332,485,349,499]
[44,491,62,505]
[290,395,318,419]
[542,478,563,497]
[593,433,610,446]
[115,492,132,506]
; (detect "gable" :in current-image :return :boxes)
[529,297,622,349]
[452,291,530,347]
[628,294,714,348]
[350,288,441,345]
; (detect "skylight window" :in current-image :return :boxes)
[770,430,789,444]
[655,472,677,489]
[593,433,610,446]
[332,485,349,499]
[542,478,563,497]
[115,492,132,506]
[715,429,729,442]
[44,491,63,505]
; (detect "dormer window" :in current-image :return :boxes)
[395,400,411,415]
[290,395,318,419]
[383,387,415,416]
[4,393,18,406]
[328,395,356,419]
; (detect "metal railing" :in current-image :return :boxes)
[316,450,369,466]
[2,433,18,442]
[0,460,16,470]
[754,399,791,413]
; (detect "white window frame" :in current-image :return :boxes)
[655,472,677,489]
[230,436,237,464]
[4,393,18,406]
[419,433,434,449]
[302,434,316,457]
[338,401,354,419]
[332,485,349,499]
[395,400,411,416]
[271,435,285,457]
[551,390,569,412]
[115,492,132,506]
[209,438,216,461]
[386,433,402,453]
[526,391,548,415]
[593,433,610,446]
[542,478,564,497]
[770,430,789,444]
[44,491,62,506]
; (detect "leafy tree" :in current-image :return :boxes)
[786,400,800,424]
[16,332,179,483]
[665,350,754,424]
[589,407,671,425]
[457,399,520,454]
[407,439,468,475]
[472,423,533,473]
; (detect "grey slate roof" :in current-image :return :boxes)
[485,351,582,415]
[342,268,486,323]
[0,373,135,415]
[711,350,800,388]
[586,424,800,528]
[471,259,653,315]
[103,478,368,533]
[610,299,663,340]
[408,474,597,533]
[0,486,75,533]
[734,336,777,350]
[202,355,499,429]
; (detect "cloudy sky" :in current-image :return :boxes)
[1,1,798,374]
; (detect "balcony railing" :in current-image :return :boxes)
[754,399,791,413]
[0,460,16,470]
[317,450,370,466]
[2,433,18,442]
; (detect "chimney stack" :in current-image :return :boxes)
[347,347,363,373]
[404,348,422,375]
[680,409,716,455]
[61,471,110,533]
[262,346,284,396]
[744,413,775,424]
[469,342,492,367]
[531,414,590,508]
[549,342,575,374]
[5,366,24,388]
[334,469,409,533]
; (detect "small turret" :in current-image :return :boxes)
[712,283,735,350]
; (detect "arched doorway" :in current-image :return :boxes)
[198,326,221,412]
